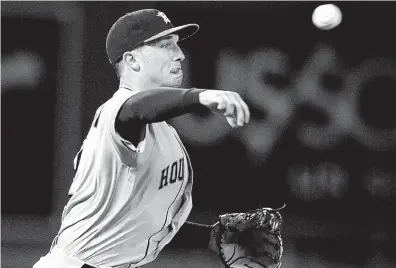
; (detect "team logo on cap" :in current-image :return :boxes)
[157,11,171,24]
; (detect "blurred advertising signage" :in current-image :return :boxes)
[171,42,396,202]
[173,43,396,159]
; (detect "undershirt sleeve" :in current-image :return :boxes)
[115,87,206,146]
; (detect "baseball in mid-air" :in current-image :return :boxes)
[312,4,342,30]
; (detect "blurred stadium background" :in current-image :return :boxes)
[2,1,396,267]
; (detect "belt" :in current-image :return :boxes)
[81,263,138,268]
[50,245,101,268]
[51,244,137,268]
[81,264,139,268]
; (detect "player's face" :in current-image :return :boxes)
[138,34,185,88]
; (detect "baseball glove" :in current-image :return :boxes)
[215,205,285,268]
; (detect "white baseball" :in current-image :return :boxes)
[312,4,342,30]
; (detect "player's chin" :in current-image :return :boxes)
[168,75,183,87]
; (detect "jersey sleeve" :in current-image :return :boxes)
[95,90,154,167]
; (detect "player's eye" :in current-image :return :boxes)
[161,43,172,48]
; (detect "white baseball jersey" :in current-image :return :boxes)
[51,87,193,267]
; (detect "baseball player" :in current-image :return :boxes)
[32,9,250,268]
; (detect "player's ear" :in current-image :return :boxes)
[123,50,140,72]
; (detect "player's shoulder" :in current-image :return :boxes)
[100,88,136,109]
[92,88,139,127]
[113,87,139,100]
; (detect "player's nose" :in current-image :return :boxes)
[173,44,185,62]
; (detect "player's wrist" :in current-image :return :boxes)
[182,88,206,107]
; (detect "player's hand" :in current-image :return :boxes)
[198,90,250,128]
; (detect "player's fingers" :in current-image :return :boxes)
[229,93,247,126]
[223,95,235,117]
[232,92,250,124]
[239,96,250,123]
[233,101,244,127]
[226,115,238,128]
[217,99,227,111]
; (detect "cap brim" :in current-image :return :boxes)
[144,23,199,43]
